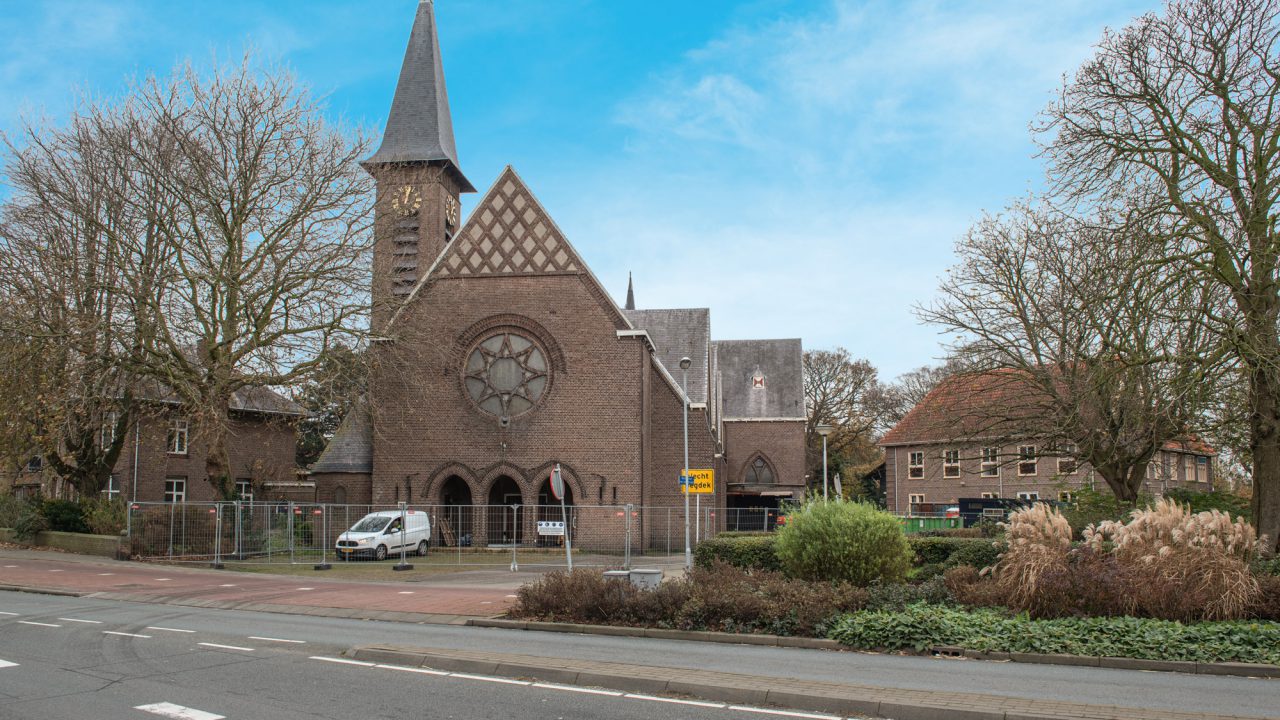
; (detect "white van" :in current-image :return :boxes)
[335,510,431,561]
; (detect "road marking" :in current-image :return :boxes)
[480,601,493,604]
[505,594,518,598]
[134,702,225,720]
[310,656,374,667]
[398,591,414,594]
[58,618,103,624]
[0,659,18,669]
[0,611,19,616]
[531,682,623,697]
[146,626,195,633]
[248,636,305,644]
[296,587,314,591]
[98,572,114,576]
[198,642,253,652]
[218,584,236,587]
[47,569,64,573]
[155,578,172,581]
[17,620,60,627]
[449,672,530,685]
[2,565,16,568]
[104,631,152,638]
[728,706,842,719]
[625,694,725,708]
[376,664,449,676]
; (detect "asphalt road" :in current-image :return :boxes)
[1,590,1277,719]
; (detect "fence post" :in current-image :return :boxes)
[394,501,412,571]
[624,503,633,570]
[167,501,175,560]
[211,503,225,569]
[315,505,331,570]
[289,501,296,565]
[510,504,519,572]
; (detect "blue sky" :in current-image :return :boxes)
[0,0,1159,380]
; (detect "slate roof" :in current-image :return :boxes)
[879,369,1216,456]
[229,386,305,417]
[364,0,475,192]
[310,397,372,473]
[623,308,710,403]
[713,339,805,420]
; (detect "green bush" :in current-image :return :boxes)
[774,500,912,586]
[947,539,1004,570]
[908,537,1003,569]
[865,578,952,612]
[81,498,127,535]
[12,497,47,540]
[1163,488,1251,521]
[0,493,23,528]
[1254,556,1280,577]
[828,603,1280,664]
[1060,486,1153,539]
[694,534,780,571]
[40,499,89,534]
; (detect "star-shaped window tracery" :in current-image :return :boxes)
[464,332,548,417]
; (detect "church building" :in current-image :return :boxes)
[311,1,807,547]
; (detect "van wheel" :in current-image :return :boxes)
[416,540,428,557]
[375,545,388,561]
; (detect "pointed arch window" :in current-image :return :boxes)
[743,455,776,484]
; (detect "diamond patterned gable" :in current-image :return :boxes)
[436,167,582,279]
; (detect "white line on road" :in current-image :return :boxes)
[17,620,60,627]
[104,631,152,638]
[531,682,624,697]
[47,569,63,573]
[505,594,518,598]
[58,618,102,624]
[727,706,842,720]
[449,672,530,685]
[134,702,225,720]
[218,584,236,587]
[2,565,16,568]
[248,636,306,644]
[398,591,414,594]
[155,578,172,581]
[309,656,374,667]
[295,587,314,591]
[0,659,18,669]
[146,626,195,633]
[0,611,19,616]
[376,664,449,676]
[98,573,114,576]
[198,642,253,652]
[625,694,726,708]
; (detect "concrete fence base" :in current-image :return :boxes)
[0,528,122,558]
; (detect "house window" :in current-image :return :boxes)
[167,419,189,455]
[1057,444,1077,475]
[1017,491,1039,501]
[164,477,186,503]
[235,479,253,503]
[980,492,999,499]
[908,493,925,508]
[24,456,42,473]
[1058,491,1076,503]
[981,447,999,477]
[1018,445,1037,476]
[908,451,924,479]
[102,475,120,499]
[943,449,960,478]
[1195,456,1209,483]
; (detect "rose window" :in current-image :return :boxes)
[464,332,549,417]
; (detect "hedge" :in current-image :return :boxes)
[828,603,1280,665]
[693,534,781,571]
[908,536,1004,569]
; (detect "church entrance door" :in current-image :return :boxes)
[487,475,523,546]
[439,475,473,547]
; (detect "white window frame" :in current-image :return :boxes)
[908,493,926,507]
[167,418,189,455]
[943,449,960,478]
[235,479,253,503]
[1195,456,1208,483]
[164,477,186,503]
[980,491,999,499]
[1057,444,1077,475]
[907,451,924,479]
[1016,491,1039,501]
[981,447,999,477]
[102,474,120,499]
[1018,445,1037,476]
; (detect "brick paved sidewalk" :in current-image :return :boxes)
[347,644,1273,720]
[0,548,517,619]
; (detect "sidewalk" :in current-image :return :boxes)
[0,546,519,620]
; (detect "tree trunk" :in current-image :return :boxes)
[1095,463,1142,505]
[203,406,234,500]
[1251,367,1280,554]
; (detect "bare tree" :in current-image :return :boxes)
[115,58,375,498]
[921,198,1224,503]
[803,348,890,487]
[880,361,966,428]
[1041,0,1280,547]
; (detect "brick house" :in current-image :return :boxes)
[879,370,1216,514]
[309,2,807,546]
[2,387,303,504]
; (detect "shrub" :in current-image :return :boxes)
[1060,486,1151,539]
[1254,575,1280,622]
[694,534,780,571]
[1254,556,1280,577]
[40,499,89,534]
[864,577,951,612]
[944,566,1007,608]
[993,503,1073,609]
[908,536,1003,570]
[81,498,127,535]
[909,563,946,583]
[827,603,1280,664]
[0,493,23,528]
[12,498,47,540]
[947,538,1004,571]
[1163,488,1251,521]
[775,501,912,586]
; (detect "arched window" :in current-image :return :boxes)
[744,455,775,484]
[333,485,347,505]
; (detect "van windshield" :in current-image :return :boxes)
[350,516,391,533]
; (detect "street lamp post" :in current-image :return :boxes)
[816,424,834,500]
[680,356,692,570]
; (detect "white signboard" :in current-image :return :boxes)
[537,521,565,537]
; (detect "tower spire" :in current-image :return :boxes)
[365,0,475,192]
[625,272,635,310]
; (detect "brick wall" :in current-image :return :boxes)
[722,420,806,489]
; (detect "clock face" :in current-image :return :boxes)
[445,195,460,227]
[391,185,422,216]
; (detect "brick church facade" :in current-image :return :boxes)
[310,1,807,547]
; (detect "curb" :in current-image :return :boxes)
[468,618,1280,679]
[0,583,87,598]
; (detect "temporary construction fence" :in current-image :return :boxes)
[125,501,792,569]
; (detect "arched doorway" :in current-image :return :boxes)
[536,475,574,548]
[487,475,523,545]
[439,475,474,547]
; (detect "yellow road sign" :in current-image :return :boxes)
[681,469,715,494]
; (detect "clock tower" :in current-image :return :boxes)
[363,0,475,330]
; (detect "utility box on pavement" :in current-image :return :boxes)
[629,568,663,590]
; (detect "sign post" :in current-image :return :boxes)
[551,464,572,571]
[681,469,714,546]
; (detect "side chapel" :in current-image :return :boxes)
[311,1,808,547]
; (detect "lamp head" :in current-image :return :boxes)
[816,424,834,437]
[679,357,692,370]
